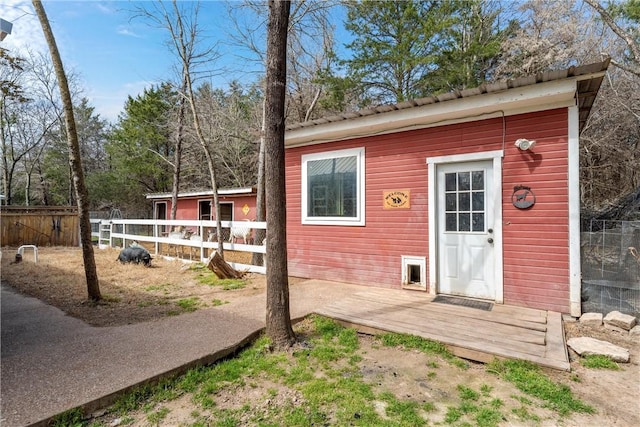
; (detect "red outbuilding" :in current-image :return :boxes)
[284,60,610,317]
[146,187,258,222]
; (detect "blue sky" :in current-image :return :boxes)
[0,0,299,123]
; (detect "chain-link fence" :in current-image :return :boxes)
[581,220,640,317]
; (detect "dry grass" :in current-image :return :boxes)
[0,246,271,327]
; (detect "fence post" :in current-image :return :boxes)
[154,221,159,255]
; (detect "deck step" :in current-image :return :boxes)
[315,289,569,371]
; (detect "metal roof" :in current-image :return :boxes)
[286,59,610,138]
[146,187,256,200]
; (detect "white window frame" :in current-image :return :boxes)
[301,147,365,226]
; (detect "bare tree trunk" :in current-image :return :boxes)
[252,99,266,266]
[265,0,295,349]
[32,0,100,301]
[170,75,187,220]
[168,0,225,257]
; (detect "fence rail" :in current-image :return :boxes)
[91,218,267,274]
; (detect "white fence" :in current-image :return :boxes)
[91,219,267,274]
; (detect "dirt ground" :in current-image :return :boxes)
[1,247,638,426]
[0,246,284,327]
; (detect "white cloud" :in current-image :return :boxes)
[116,25,142,38]
[0,0,46,55]
[94,3,114,15]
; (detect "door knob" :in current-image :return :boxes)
[487,238,494,244]
[488,228,493,233]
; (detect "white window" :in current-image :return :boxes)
[302,147,365,226]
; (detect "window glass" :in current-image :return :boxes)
[459,213,471,231]
[458,172,470,191]
[307,156,357,217]
[302,148,364,225]
[445,173,456,191]
[472,171,484,189]
[445,193,457,211]
[472,192,484,211]
[458,193,470,211]
[444,169,485,233]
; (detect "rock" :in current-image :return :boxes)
[630,325,640,337]
[567,337,630,363]
[603,311,637,331]
[604,323,627,334]
[579,312,603,327]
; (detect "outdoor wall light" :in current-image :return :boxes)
[514,138,536,151]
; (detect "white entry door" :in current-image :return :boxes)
[437,161,495,299]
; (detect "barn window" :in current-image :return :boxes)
[302,147,365,226]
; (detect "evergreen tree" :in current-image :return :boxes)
[105,83,177,213]
[341,0,456,105]
[321,0,509,108]
[427,0,511,94]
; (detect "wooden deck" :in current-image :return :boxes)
[314,287,570,371]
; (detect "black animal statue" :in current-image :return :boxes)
[117,245,152,266]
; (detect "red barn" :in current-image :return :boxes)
[284,60,609,317]
[146,187,258,222]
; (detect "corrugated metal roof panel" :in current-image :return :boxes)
[286,59,610,135]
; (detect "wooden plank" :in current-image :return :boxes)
[314,287,571,371]
[329,294,548,335]
[320,300,548,347]
[316,309,546,359]
[1,211,79,247]
[544,311,569,364]
[316,304,547,357]
[337,316,569,371]
[353,290,548,326]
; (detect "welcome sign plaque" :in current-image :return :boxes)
[383,190,410,209]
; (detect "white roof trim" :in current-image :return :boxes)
[146,187,255,200]
[285,59,610,148]
[285,79,578,148]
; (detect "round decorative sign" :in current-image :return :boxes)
[512,185,535,209]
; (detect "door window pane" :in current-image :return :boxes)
[458,213,471,231]
[445,173,456,191]
[458,193,470,211]
[472,171,484,190]
[472,192,484,211]
[458,172,470,191]
[444,169,485,233]
[445,193,457,211]
[446,213,457,231]
[472,213,484,232]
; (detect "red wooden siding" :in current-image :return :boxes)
[173,199,198,220]
[285,108,572,313]
[502,109,570,313]
[220,195,259,221]
[159,194,257,221]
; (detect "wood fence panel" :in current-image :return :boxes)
[1,207,79,247]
